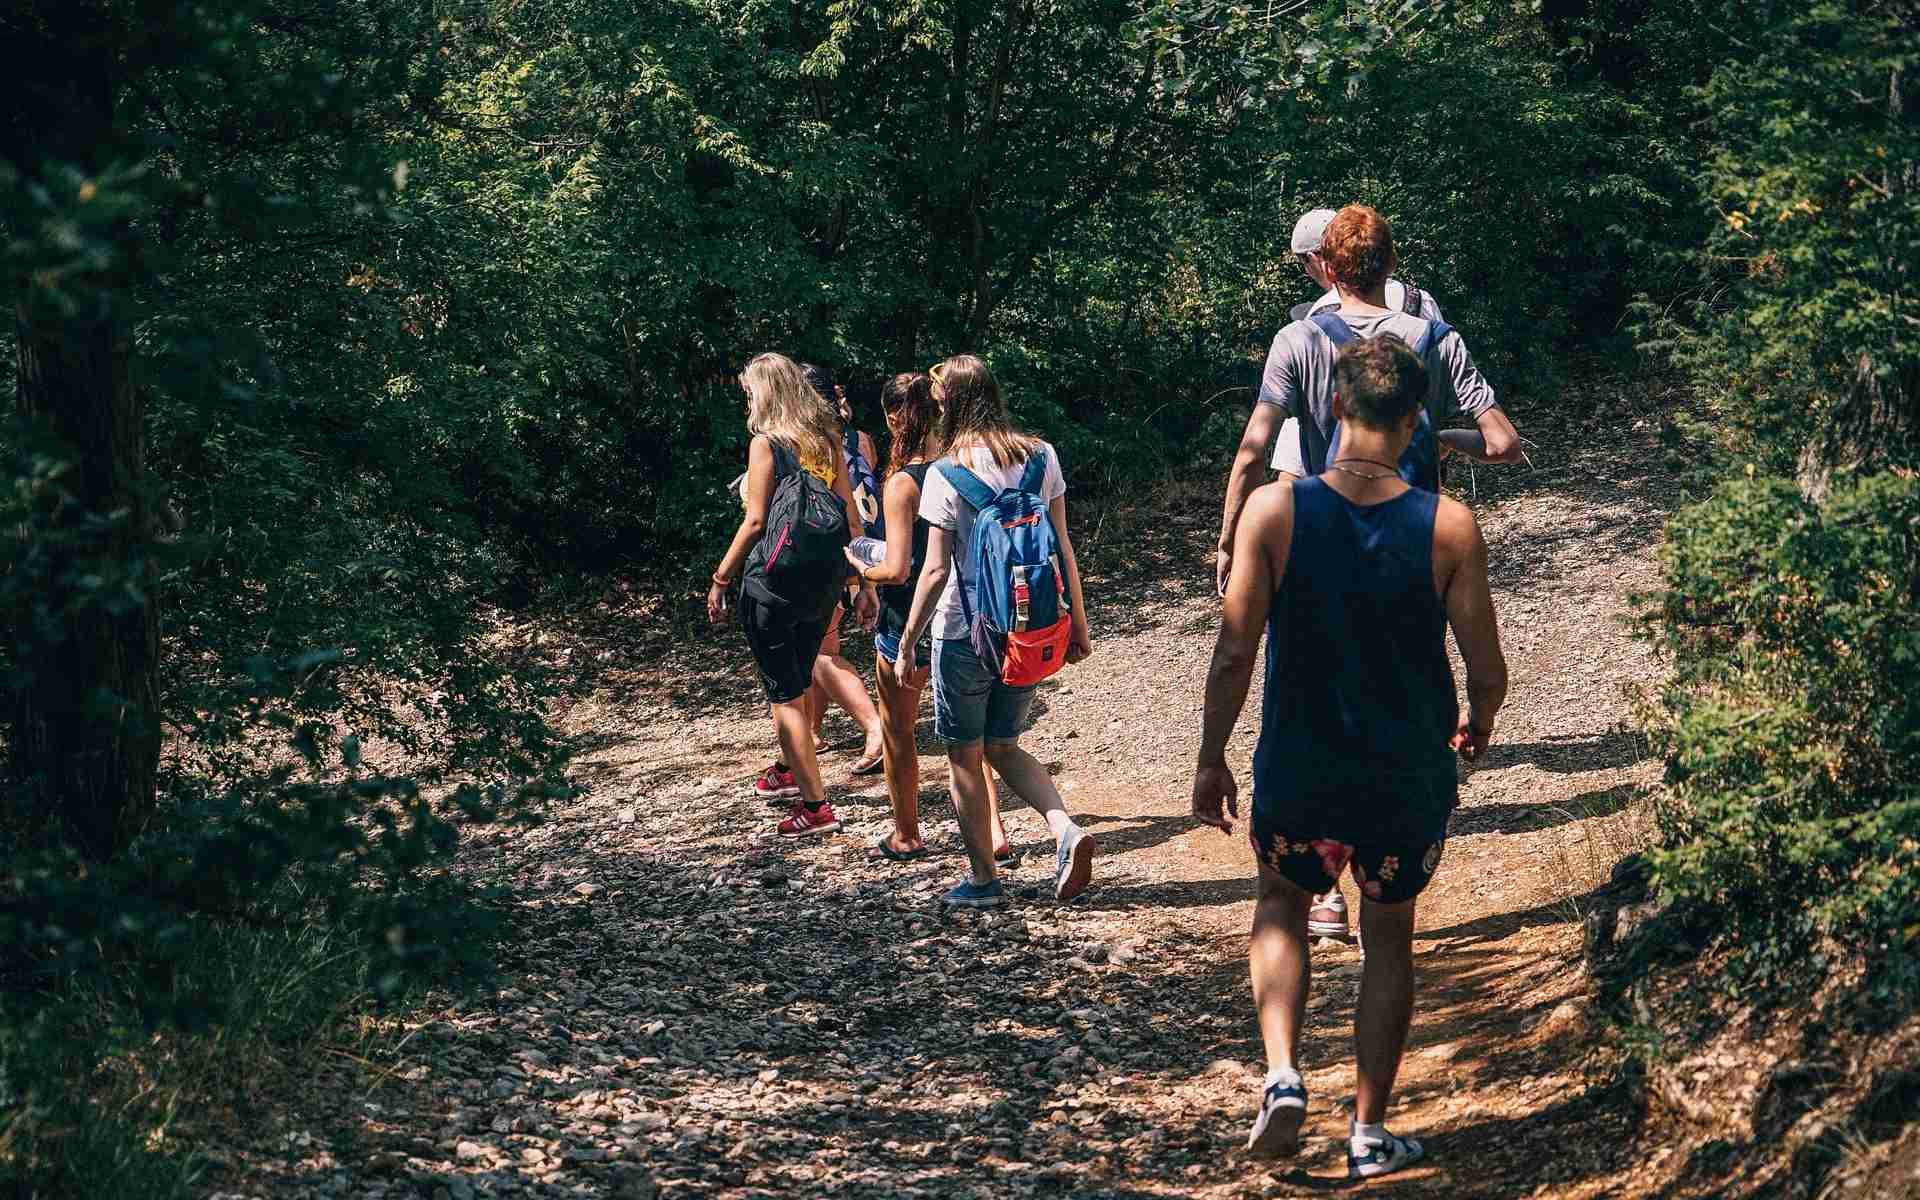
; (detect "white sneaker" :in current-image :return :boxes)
[1307,890,1349,939]
[1347,1125,1424,1178]
[1245,1068,1306,1157]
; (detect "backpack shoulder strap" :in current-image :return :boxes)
[935,459,999,512]
[1017,447,1049,495]
[1308,312,1359,346]
[764,437,799,479]
[1410,319,1454,359]
[1401,284,1424,316]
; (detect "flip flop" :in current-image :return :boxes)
[995,847,1022,868]
[849,753,884,776]
[870,840,929,862]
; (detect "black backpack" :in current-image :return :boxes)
[744,440,850,617]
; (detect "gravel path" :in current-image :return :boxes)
[209,385,1687,1199]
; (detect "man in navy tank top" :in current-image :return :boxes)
[1191,334,1509,1180]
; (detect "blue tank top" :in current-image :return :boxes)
[1251,478,1458,842]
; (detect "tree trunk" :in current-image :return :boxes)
[11,318,161,859]
[1797,354,1920,503]
[3,2,161,859]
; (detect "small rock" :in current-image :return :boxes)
[454,1140,488,1163]
[642,1020,666,1037]
[1314,936,1347,951]
[574,882,601,898]
[520,1147,547,1165]
[760,871,787,889]
[618,807,637,824]
[1541,999,1589,1042]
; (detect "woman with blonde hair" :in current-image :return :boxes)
[894,355,1095,906]
[709,351,878,837]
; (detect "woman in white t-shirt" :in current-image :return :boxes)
[893,355,1096,909]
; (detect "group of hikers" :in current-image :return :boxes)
[706,204,1518,1181]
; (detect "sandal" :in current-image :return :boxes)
[994,847,1022,868]
[871,839,929,862]
[849,753,884,776]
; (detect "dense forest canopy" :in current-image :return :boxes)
[1,0,1915,1192]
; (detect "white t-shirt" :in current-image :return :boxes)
[918,440,1068,641]
[1313,278,1445,322]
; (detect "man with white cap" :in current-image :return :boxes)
[1216,204,1522,945]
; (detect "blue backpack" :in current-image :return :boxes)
[1305,313,1451,493]
[935,449,1072,686]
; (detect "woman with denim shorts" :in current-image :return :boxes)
[892,355,1096,908]
[851,372,1021,866]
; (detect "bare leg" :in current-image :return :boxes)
[769,697,826,807]
[1252,867,1313,1076]
[813,623,883,762]
[985,770,1012,858]
[946,742,998,885]
[1354,896,1418,1125]
[873,651,926,853]
[981,740,1076,847]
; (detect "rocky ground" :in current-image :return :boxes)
[208,379,1699,1199]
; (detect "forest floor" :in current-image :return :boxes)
[209,376,1706,1200]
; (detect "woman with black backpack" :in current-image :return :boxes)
[709,352,878,837]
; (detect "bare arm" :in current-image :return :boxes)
[1218,402,1283,594]
[1193,483,1288,833]
[1047,494,1092,658]
[713,437,776,582]
[894,526,950,658]
[1200,484,1287,766]
[1437,499,1508,754]
[855,473,919,585]
[1471,407,1522,463]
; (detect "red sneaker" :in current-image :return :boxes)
[752,762,799,802]
[778,802,842,838]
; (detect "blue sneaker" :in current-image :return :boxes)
[1347,1125,1424,1179]
[1053,824,1095,902]
[942,878,1007,908]
[1246,1068,1306,1157]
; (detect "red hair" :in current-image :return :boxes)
[1321,205,1396,292]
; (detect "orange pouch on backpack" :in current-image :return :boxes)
[1002,615,1071,687]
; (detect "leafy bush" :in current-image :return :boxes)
[1636,473,1920,984]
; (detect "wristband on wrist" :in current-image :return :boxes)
[711,572,732,587]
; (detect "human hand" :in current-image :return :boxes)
[706,582,730,625]
[1191,764,1239,834]
[893,649,916,688]
[1450,715,1493,762]
[1066,630,1092,664]
[1215,548,1232,597]
[854,584,879,630]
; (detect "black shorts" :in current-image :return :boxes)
[1250,823,1447,904]
[739,590,829,704]
[1249,770,1453,904]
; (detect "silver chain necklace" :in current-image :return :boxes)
[1328,457,1398,481]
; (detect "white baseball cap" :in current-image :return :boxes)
[1289,208,1339,255]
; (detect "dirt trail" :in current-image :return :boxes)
[216,393,1687,1199]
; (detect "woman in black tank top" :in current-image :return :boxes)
[849,373,1013,863]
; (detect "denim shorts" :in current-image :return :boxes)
[874,624,929,670]
[932,637,1036,744]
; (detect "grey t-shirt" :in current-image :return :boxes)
[1258,309,1499,474]
[918,441,1068,642]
